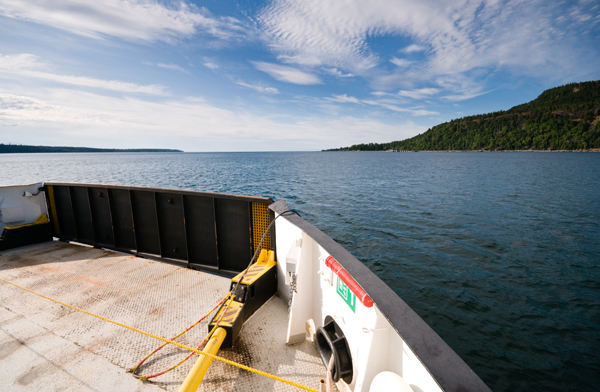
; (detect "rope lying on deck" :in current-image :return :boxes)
[130,209,300,381]
[127,293,229,380]
[0,277,320,392]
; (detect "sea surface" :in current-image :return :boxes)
[1,151,599,392]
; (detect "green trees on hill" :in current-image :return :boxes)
[328,80,600,151]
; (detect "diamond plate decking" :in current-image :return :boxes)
[0,241,329,392]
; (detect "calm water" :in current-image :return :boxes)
[1,152,599,391]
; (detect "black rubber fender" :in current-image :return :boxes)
[315,316,353,384]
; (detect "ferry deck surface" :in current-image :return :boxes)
[0,241,329,392]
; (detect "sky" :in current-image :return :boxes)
[0,0,599,152]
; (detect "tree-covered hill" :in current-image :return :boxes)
[327,80,600,151]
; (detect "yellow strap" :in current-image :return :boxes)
[0,277,319,392]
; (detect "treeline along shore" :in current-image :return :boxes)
[326,80,600,152]
[0,144,183,153]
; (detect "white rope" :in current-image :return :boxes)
[326,355,335,392]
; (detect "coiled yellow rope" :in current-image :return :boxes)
[0,277,319,392]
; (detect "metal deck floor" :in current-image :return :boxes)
[0,242,327,392]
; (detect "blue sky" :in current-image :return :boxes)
[0,0,599,151]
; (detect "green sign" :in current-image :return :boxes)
[336,276,356,312]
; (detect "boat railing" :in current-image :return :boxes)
[43,182,274,276]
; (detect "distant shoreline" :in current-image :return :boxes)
[324,149,600,153]
[0,144,183,154]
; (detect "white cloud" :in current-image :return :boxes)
[442,91,489,102]
[435,74,491,102]
[237,81,279,94]
[371,91,392,97]
[258,0,479,76]
[0,0,248,42]
[0,53,168,95]
[0,90,423,150]
[0,53,43,69]
[259,0,379,73]
[363,99,438,116]
[398,88,439,100]
[157,63,187,73]
[0,93,107,124]
[401,44,426,53]
[323,68,354,78]
[203,58,219,69]
[252,61,321,85]
[258,0,598,86]
[327,94,360,103]
[144,61,188,73]
[390,58,412,68]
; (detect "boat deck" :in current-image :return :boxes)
[0,242,328,392]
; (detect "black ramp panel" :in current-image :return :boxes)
[52,185,77,240]
[216,199,252,272]
[88,187,115,247]
[109,189,136,251]
[131,190,161,255]
[70,186,95,244]
[44,182,273,273]
[184,195,218,268]
[156,192,188,261]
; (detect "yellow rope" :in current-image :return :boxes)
[128,294,229,379]
[0,277,319,392]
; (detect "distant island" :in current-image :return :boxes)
[325,80,600,152]
[0,144,183,153]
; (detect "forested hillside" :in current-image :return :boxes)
[328,80,600,151]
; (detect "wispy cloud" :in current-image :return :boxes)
[237,81,279,94]
[0,0,249,42]
[371,91,393,97]
[398,88,439,100]
[400,44,426,53]
[157,63,187,73]
[0,93,107,125]
[363,99,438,116]
[327,94,360,103]
[258,0,379,73]
[258,0,599,89]
[202,58,219,69]
[0,90,421,150]
[390,58,412,68]
[323,93,439,116]
[144,61,188,73]
[442,91,489,102]
[323,68,353,78]
[252,61,321,85]
[435,74,491,102]
[0,53,168,95]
